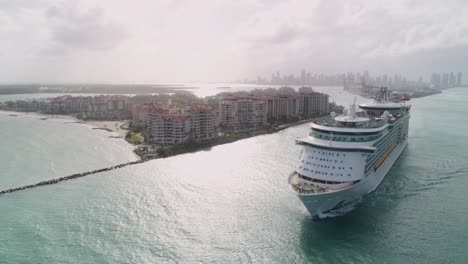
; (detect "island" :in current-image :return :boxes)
[0,87,343,160]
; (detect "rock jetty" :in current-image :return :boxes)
[0,159,148,196]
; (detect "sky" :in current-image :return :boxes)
[1,0,468,83]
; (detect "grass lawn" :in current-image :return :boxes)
[127,132,143,144]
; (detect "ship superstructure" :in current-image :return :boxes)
[288,88,410,219]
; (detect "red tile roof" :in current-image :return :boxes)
[190,105,211,112]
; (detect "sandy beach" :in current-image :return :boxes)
[1,110,129,138]
[84,120,128,137]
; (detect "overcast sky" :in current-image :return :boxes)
[1,0,467,83]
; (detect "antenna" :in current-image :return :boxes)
[348,96,357,119]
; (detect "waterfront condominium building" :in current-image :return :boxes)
[46,96,90,114]
[189,105,217,140]
[132,103,168,128]
[132,105,150,128]
[146,113,191,145]
[219,97,268,132]
[266,95,299,120]
[145,104,217,145]
[297,88,329,117]
[87,95,132,120]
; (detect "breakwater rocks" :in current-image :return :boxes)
[0,159,147,196]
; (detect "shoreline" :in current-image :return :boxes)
[1,110,324,161]
[0,110,128,138]
[135,116,322,160]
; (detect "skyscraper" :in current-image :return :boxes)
[450,72,456,87]
[457,72,462,86]
[442,73,449,88]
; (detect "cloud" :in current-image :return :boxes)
[44,4,127,53]
[1,0,468,83]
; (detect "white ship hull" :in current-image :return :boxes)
[293,139,408,220]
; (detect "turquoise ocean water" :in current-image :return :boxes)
[1,87,467,263]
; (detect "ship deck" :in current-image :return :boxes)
[288,172,355,195]
[314,115,385,129]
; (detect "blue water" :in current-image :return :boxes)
[1,87,467,263]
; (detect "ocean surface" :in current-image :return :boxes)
[1,86,467,263]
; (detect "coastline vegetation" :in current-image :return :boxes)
[134,115,326,160]
[125,131,143,145]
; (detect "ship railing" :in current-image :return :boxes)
[288,172,357,194]
[288,172,330,194]
[290,183,330,194]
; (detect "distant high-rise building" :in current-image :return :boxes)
[306,72,312,84]
[301,69,306,84]
[430,73,441,86]
[450,72,456,87]
[363,70,370,81]
[382,74,388,85]
[457,72,462,86]
[442,73,449,88]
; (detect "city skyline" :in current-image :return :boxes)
[242,70,464,88]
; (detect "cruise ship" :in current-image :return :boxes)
[288,88,410,219]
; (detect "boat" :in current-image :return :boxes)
[288,87,411,220]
